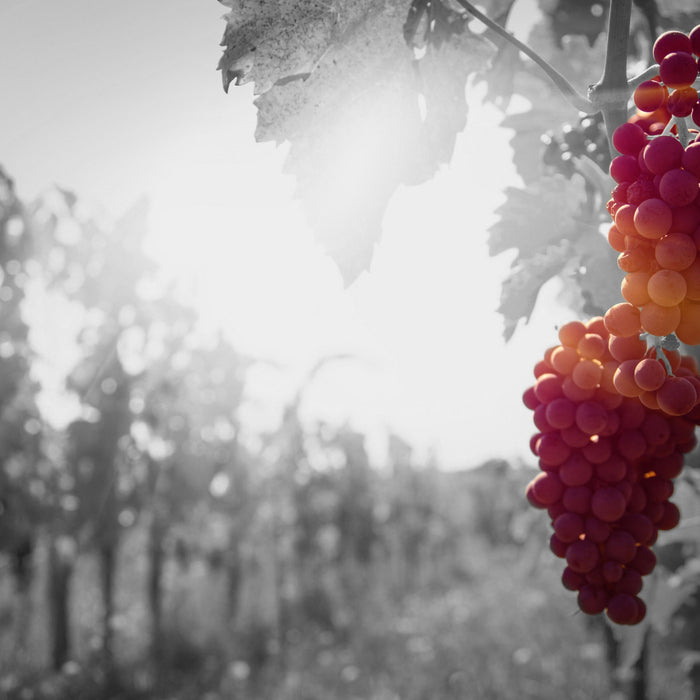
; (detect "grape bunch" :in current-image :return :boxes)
[524,318,700,625]
[607,27,700,340]
[526,25,700,626]
[542,113,611,178]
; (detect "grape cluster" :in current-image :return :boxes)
[607,26,700,340]
[524,318,700,625]
[633,28,700,125]
[605,301,700,414]
[542,113,610,178]
[526,24,700,627]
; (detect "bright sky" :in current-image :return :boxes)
[0,0,575,469]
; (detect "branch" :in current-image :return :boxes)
[454,0,595,114]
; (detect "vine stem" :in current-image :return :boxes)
[453,0,594,113]
[457,0,638,154]
[588,0,634,154]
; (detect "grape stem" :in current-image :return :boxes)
[652,337,674,375]
[457,0,642,156]
[676,117,691,147]
[628,64,661,90]
[453,0,595,113]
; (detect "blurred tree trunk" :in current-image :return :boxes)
[148,513,165,665]
[629,633,648,700]
[11,536,34,657]
[99,541,117,673]
[603,622,648,700]
[48,537,75,670]
[226,535,242,623]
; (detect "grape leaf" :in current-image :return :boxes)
[572,225,621,317]
[500,101,577,184]
[498,240,572,340]
[218,0,340,95]
[488,174,586,260]
[220,0,495,284]
[489,170,618,338]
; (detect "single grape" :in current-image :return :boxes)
[658,168,700,208]
[559,452,594,486]
[643,136,684,174]
[591,486,627,522]
[578,584,609,615]
[654,31,694,64]
[566,539,600,573]
[612,123,648,155]
[615,568,644,596]
[576,400,609,434]
[629,546,656,575]
[647,269,687,307]
[595,454,627,483]
[562,485,593,514]
[634,80,667,112]
[657,376,697,416]
[604,530,638,563]
[545,397,577,429]
[562,566,586,591]
[668,86,698,117]
[634,358,667,392]
[659,51,699,89]
[619,513,654,544]
[655,232,696,271]
[633,198,672,239]
[553,511,585,542]
[607,593,640,625]
[608,334,646,363]
[640,302,681,336]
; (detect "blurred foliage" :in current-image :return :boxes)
[0,156,693,699]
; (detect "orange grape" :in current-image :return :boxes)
[608,224,627,252]
[640,302,681,335]
[577,333,607,360]
[551,345,580,375]
[655,232,696,270]
[682,257,700,299]
[621,272,652,306]
[647,269,687,306]
[633,198,672,239]
[604,303,642,337]
[572,359,604,390]
[558,321,587,348]
[676,299,700,344]
[608,334,646,362]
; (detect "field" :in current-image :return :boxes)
[0,462,692,700]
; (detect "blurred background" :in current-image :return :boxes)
[3,0,700,699]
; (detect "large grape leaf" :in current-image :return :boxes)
[488,174,586,261]
[219,0,496,283]
[489,172,619,338]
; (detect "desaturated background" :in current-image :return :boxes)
[0,0,572,469]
